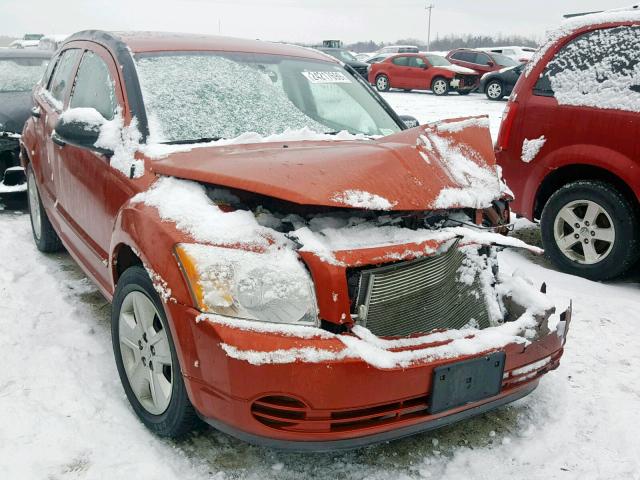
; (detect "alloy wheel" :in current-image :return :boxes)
[553,199,615,264]
[487,82,502,99]
[433,79,447,95]
[119,291,174,415]
[376,76,388,91]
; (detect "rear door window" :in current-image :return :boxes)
[534,25,640,111]
[70,50,117,120]
[452,51,475,63]
[391,56,409,67]
[408,57,426,68]
[47,48,81,106]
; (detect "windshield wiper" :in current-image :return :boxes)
[160,137,223,145]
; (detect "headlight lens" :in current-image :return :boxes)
[175,243,318,325]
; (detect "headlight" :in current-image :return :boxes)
[175,243,318,325]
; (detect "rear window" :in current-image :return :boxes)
[533,25,640,111]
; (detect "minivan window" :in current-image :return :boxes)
[534,25,640,110]
[135,52,401,142]
[70,51,117,120]
[48,49,81,105]
[489,52,518,67]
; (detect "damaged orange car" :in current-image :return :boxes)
[21,30,571,450]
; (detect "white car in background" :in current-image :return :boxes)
[9,34,43,49]
[477,46,537,63]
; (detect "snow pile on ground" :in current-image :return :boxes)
[521,136,546,163]
[330,189,397,210]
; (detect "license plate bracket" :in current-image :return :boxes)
[429,352,506,414]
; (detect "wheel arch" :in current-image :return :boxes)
[534,163,640,219]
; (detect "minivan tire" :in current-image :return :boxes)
[27,165,63,253]
[540,180,640,280]
[112,266,201,438]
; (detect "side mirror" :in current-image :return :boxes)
[399,115,419,128]
[420,64,429,69]
[53,108,113,156]
[487,61,495,67]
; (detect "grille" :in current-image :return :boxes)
[352,241,490,337]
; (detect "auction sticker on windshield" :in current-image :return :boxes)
[302,71,351,83]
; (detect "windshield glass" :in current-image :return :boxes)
[0,58,48,92]
[491,53,518,67]
[135,52,401,142]
[425,54,451,66]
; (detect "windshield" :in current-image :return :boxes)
[425,54,451,67]
[0,58,48,92]
[134,52,401,143]
[491,53,518,67]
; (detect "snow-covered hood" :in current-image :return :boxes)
[437,64,477,75]
[147,116,502,211]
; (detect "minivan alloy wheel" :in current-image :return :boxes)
[119,290,174,415]
[553,199,615,264]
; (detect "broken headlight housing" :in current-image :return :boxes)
[175,243,319,325]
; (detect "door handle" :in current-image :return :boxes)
[51,132,66,147]
[30,106,41,118]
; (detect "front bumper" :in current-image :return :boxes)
[166,301,571,451]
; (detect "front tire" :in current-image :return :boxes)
[485,80,504,100]
[112,266,201,437]
[27,165,63,253]
[375,74,390,92]
[540,180,639,280]
[431,77,449,96]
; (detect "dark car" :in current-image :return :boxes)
[446,48,518,76]
[480,64,524,100]
[317,47,369,77]
[0,49,50,192]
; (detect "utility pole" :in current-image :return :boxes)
[426,4,435,51]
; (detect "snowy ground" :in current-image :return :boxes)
[2,91,640,480]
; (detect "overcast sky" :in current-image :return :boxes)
[1,0,634,43]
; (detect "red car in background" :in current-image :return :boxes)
[447,48,519,76]
[496,10,640,280]
[369,53,478,95]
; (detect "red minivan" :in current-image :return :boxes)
[496,9,640,280]
[368,53,478,95]
[447,48,519,76]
